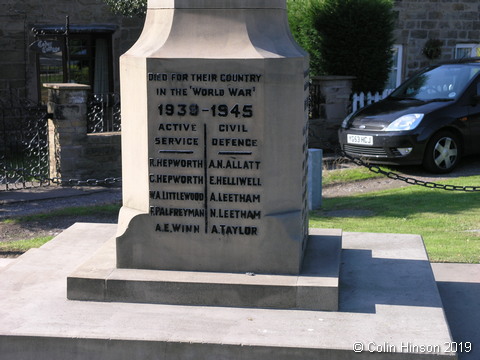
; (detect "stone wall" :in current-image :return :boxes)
[393,0,480,77]
[46,83,121,182]
[0,0,143,100]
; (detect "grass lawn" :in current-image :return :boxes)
[322,166,384,185]
[0,236,53,253]
[310,175,480,263]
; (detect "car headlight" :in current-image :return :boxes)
[341,112,355,129]
[385,114,424,131]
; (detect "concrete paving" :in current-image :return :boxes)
[0,223,469,359]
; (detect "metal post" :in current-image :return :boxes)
[65,16,71,83]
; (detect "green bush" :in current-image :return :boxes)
[104,0,147,17]
[287,0,322,76]
[311,0,395,92]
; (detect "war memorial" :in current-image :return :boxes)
[0,1,458,359]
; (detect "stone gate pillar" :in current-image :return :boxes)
[45,83,90,181]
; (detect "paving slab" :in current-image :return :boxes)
[0,224,456,359]
[431,263,480,360]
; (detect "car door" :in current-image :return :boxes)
[465,77,480,154]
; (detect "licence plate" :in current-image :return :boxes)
[347,134,373,146]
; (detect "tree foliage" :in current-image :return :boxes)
[104,0,147,17]
[311,0,395,92]
[286,0,322,76]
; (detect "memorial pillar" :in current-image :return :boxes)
[116,0,309,275]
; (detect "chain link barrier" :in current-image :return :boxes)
[3,152,479,192]
[0,165,121,191]
[340,151,480,192]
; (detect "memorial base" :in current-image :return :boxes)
[0,224,456,360]
[67,228,342,311]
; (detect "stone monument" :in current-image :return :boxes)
[116,0,310,275]
[0,2,456,358]
[68,0,342,311]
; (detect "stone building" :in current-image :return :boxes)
[389,0,480,88]
[0,0,144,102]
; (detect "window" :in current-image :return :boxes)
[32,25,116,103]
[386,45,403,89]
[455,44,480,59]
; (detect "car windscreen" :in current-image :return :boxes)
[390,64,480,101]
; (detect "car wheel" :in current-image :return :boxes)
[423,131,461,173]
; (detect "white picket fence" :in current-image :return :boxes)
[351,88,394,112]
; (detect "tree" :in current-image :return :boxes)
[311,0,395,92]
[104,0,147,17]
[286,0,322,76]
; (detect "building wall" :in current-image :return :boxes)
[0,0,143,101]
[393,0,480,79]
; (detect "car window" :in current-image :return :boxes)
[390,64,480,101]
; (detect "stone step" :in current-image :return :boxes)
[67,228,342,311]
[0,223,458,360]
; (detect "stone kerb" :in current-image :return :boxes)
[45,83,121,182]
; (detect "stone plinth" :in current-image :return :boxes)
[1,224,457,360]
[116,0,310,274]
[68,228,342,311]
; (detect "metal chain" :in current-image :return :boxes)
[1,165,121,188]
[4,153,479,191]
[50,177,122,186]
[340,151,480,192]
